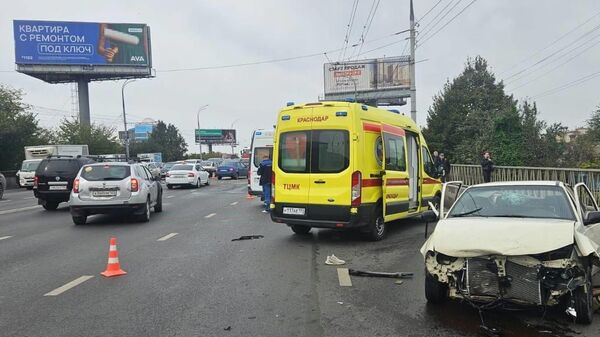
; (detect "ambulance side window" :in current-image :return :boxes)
[422,146,437,177]
[384,134,406,171]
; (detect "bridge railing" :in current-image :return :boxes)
[450,164,600,197]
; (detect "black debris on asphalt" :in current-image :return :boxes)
[348,269,413,279]
[231,235,264,241]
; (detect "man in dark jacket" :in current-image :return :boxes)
[438,153,451,182]
[481,151,494,183]
[257,155,273,212]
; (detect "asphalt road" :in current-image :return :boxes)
[0,179,598,337]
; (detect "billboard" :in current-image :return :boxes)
[13,20,151,66]
[323,57,410,95]
[195,129,237,145]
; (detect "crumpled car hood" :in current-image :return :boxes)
[420,217,575,257]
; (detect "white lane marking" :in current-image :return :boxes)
[230,201,238,206]
[205,213,216,218]
[157,232,178,241]
[0,205,41,215]
[0,236,13,241]
[44,275,94,296]
[337,268,352,287]
[166,195,175,199]
[23,196,35,200]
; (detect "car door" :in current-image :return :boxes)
[141,166,157,203]
[439,181,464,218]
[195,165,204,184]
[381,124,410,222]
[574,183,600,254]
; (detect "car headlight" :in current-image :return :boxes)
[435,253,458,265]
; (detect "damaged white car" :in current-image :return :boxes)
[421,181,600,324]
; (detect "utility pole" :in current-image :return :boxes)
[409,0,417,122]
[121,79,136,161]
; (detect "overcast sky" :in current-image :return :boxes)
[1,0,599,153]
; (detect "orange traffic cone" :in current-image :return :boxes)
[101,237,127,277]
[246,193,256,200]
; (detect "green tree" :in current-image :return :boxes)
[0,85,52,170]
[130,121,187,161]
[423,56,518,164]
[55,117,122,155]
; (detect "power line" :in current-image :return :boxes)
[353,0,381,60]
[505,33,600,89]
[530,70,600,99]
[418,0,479,48]
[417,0,459,39]
[497,9,600,77]
[416,0,444,25]
[502,21,600,81]
[158,31,409,72]
[340,0,360,61]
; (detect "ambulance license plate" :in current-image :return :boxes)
[283,207,305,215]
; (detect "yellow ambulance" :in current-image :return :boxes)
[270,101,441,240]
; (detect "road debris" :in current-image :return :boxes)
[224,326,231,331]
[325,254,345,265]
[337,268,352,287]
[394,280,404,285]
[231,235,264,241]
[348,269,413,279]
[337,301,344,305]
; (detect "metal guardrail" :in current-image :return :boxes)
[450,164,600,196]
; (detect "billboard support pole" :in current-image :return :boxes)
[409,0,417,122]
[77,78,90,127]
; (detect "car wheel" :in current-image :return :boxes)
[573,265,593,324]
[204,177,210,186]
[43,202,59,211]
[138,198,151,222]
[425,270,448,303]
[16,178,21,188]
[196,179,201,188]
[233,174,239,180]
[154,192,163,213]
[72,215,87,225]
[218,176,222,180]
[0,183,4,200]
[167,184,173,189]
[26,186,33,190]
[365,207,386,241]
[290,225,311,235]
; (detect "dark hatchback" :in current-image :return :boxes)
[34,156,95,210]
[216,160,248,180]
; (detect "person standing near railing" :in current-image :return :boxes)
[481,151,494,183]
[438,153,451,182]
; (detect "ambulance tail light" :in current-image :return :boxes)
[351,171,362,207]
[271,171,275,203]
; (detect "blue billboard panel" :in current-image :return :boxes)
[13,20,150,66]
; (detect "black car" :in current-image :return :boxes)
[34,156,95,210]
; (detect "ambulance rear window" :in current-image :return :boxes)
[278,130,349,173]
[279,132,308,172]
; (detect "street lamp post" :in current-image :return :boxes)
[196,105,209,157]
[121,79,136,161]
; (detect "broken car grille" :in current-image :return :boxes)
[465,258,542,305]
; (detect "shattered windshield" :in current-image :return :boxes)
[448,185,576,220]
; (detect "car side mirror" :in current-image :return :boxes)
[584,211,600,225]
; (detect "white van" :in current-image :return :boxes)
[248,129,274,196]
